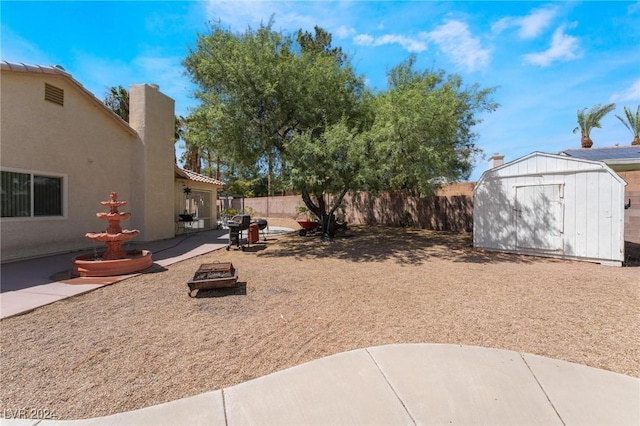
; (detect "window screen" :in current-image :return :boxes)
[1,171,63,217]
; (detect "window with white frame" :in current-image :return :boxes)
[1,170,63,217]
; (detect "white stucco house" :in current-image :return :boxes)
[1,61,223,262]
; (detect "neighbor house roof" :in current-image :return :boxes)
[562,146,640,171]
[1,60,137,136]
[175,166,225,187]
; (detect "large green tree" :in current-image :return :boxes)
[286,118,371,235]
[182,21,364,198]
[184,23,497,238]
[573,103,616,148]
[178,107,224,177]
[369,57,498,194]
[286,57,497,237]
[183,21,292,197]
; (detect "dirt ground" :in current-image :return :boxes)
[1,219,639,420]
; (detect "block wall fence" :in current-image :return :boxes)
[233,182,475,233]
[229,173,639,244]
[618,171,640,244]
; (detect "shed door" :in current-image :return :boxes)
[515,185,563,251]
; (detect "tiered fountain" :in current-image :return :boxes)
[72,192,152,277]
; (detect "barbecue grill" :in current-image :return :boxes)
[226,214,251,251]
[252,218,268,241]
[177,213,195,233]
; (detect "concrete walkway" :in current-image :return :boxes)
[2,344,638,425]
[1,229,638,425]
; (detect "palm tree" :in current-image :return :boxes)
[615,106,640,146]
[572,103,616,148]
[103,85,130,122]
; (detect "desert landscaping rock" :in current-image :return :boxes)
[1,219,638,420]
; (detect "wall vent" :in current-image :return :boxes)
[44,83,64,106]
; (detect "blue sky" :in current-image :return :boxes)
[2,1,639,181]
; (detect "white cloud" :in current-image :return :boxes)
[523,25,581,66]
[334,25,355,39]
[518,6,559,39]
[353,33,427,53]
[610,79,640,102]
[376,34,427,53]
[425,20,491,72]
[492,6,558,39]
[354,33,374,46]
[629,1,640,14]
[204,0,320,33]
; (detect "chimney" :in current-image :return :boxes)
[128,83,176,241]
[488,153,504,169]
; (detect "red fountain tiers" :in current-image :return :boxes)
[72,192,152,277]
[87,192,139,259]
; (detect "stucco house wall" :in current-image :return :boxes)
[174,167,224,231]
[0,62,176,262]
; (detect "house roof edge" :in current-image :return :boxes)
[1,60,137,137]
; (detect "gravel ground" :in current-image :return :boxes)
[1,219,639,420]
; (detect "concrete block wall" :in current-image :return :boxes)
[239,183,475,233]
[617,170,640,244]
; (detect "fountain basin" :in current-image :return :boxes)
[97,212,132,220]
[85,230,139,242]
[72,249,153,278]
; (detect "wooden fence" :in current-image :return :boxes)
[231,182,475,233]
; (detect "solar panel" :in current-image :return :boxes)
[562,147,640,161]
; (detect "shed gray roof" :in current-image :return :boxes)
[562,146,640,161]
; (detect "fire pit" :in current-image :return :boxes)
[187,262,238,297]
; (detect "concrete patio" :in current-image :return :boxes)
[1,344,638,425]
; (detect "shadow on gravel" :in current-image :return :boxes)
[193,282,248,298]
[257,225,540,266]
[625,241,640,267]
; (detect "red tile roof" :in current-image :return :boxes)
[175,166,225,187]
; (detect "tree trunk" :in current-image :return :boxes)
[205,151,214,178]
[185,146,201,173]
[301,189,348,240]
[301,191,324,219]
[267,152,273,197]
[581,134,593,149]
[632,136,640,146]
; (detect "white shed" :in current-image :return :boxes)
[474,152,627,266]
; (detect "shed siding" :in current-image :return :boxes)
[474,152,625,265]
